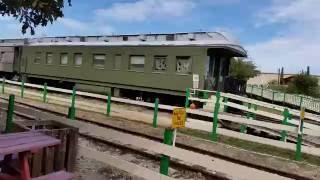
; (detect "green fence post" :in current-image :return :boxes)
[160,128,174,176]
[272,92,275,103]
[299,96,303,107]
[283,93,286,105]
[2,77,5,94]
[71,86,76,108]
[280,108,290,142]
[203,91,209,99]
[241,103,251,133]
[5,94,15,133]
[68,86,76,120]
[211,91,221,141]
[261,87,264,97]
[106,93,111,116]
[223,97,228,112]
[252,104,257,120]
[152,98,159,128]
[20,80,25,98]
[250,85,254,97]
[185,88,190,108]
[42,83,47,103]
[295,108,305,161]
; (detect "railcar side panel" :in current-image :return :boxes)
[21,46,207,95]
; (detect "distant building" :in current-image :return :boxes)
[247,73,320,85]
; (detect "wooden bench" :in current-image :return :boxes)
[0,131,71,180]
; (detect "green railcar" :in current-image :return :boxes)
[0,32,246,103]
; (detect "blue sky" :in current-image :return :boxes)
[1,0,319,74]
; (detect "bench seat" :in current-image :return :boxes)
[32,171,73,180]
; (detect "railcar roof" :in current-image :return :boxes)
[0,31,247,56]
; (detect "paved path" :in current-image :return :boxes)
[55,118,291,180]
[79,146,174,180]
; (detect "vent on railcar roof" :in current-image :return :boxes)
[166,34,174,41]
[188,33,195,41]
[80,37,85,42]
[23,38,29,44]
[65,37,72,42]
[139,35,146,41]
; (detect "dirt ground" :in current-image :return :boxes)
[75,155,143,180]
[76,137,207,180]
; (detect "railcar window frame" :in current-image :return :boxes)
[176,56,192,75]
[129,55,145,72]
[60,53,69,66]
[45,52,53,65]
[113,54,122,70]
[74,53,83,67]
[153,55,168,73]
[34,52,41,64]
[93,54,106,69]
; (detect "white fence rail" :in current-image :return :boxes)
[246,84,320,113]
[1,79,320,157]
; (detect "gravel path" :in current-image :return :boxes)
[77,137,208,180]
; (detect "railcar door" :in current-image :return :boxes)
[205,48,232,92]
[205,55,216,90]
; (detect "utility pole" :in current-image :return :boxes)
[307,66,310,76]
[280,67,284,85]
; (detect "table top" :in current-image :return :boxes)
[0,131,60,156]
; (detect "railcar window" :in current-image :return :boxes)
[0,52,5,62]
[34,52,41,64]
[60,53,68,65]
[153,56,167,72]
[93,54,105,68]
[176,56,192,74]
[129,55,145,72]
[46,53,53,65]
[113,55,122,70]
[74,53,82,66]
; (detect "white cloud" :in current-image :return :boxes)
[0,17,115,38]
[96,25,115,34]
[202,0,241,6]
[247,0,320,74]
[59,18,88,31]
[258,0,320,25]
[211,26,242,44]
[95,0,195,22]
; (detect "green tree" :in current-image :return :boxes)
[0,0,71,35]
[229,58,260,81]
[287,73,320,98]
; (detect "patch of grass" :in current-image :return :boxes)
[179,128,320,166]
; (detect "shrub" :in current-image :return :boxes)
[229,58,260,81]
[287,73,320,98]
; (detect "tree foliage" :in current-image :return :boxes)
[287,73,320,98]
[0,0,71,35]
[229,58,260,81]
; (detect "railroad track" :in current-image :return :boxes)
[2,98,227,180]
[0,97,315,180]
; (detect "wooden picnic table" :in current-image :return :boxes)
[0,131,61,180]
